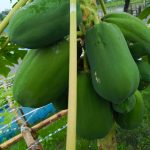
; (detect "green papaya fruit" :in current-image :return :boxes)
[13,40,69,108]
[114,90,144,130]
[8,0,82,48]
[148,55,150,64]
[53,89,68,110]
[85,22,140,104]
[112,94,136,114]
[137,60,150,82]
[102,12,150,54]
[129,43,147,60]
[77,72,113,140]
[138,81,150,90]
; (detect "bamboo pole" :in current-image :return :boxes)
[32,110,68,132]
[0,110,68,149]
[0,134,22,150]
[3,77,42,150]
[6,98,43,150]
[66,0,77,150]
[0,0,28,34]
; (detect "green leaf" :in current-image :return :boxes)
[3,50,27,64]
[0,36,27,77]
[138,6,150,20]
[0,57,11,77]
[1,110,15,125]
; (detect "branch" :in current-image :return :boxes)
[0,0,28,35]
[98,0,107,15]
[0,37,9,52]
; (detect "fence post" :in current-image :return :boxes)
[3,79,43,150]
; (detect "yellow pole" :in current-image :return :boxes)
[66,0,77,150]
[0,0,29,34]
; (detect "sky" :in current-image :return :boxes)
[0,0,17,12]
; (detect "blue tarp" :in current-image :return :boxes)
[0,103,56,143]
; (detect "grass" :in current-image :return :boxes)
[116,87,150,150]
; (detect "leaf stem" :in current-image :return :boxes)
[98,0,107,15]
[27,0,33,3]
[0,37,9,53]
[0,0,29,35]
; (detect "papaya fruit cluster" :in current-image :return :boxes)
[10,0,82,109]
[9,0,149,140]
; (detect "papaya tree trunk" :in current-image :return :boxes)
[124,0,130,12]
[97,126,117,150]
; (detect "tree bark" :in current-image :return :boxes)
[97,126,117,150]
[124,0,130,12]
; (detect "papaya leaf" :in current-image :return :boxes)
[0,58,11,77]
[138,6,150,20]
[0,36,27,77]
[3,49,26,64]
